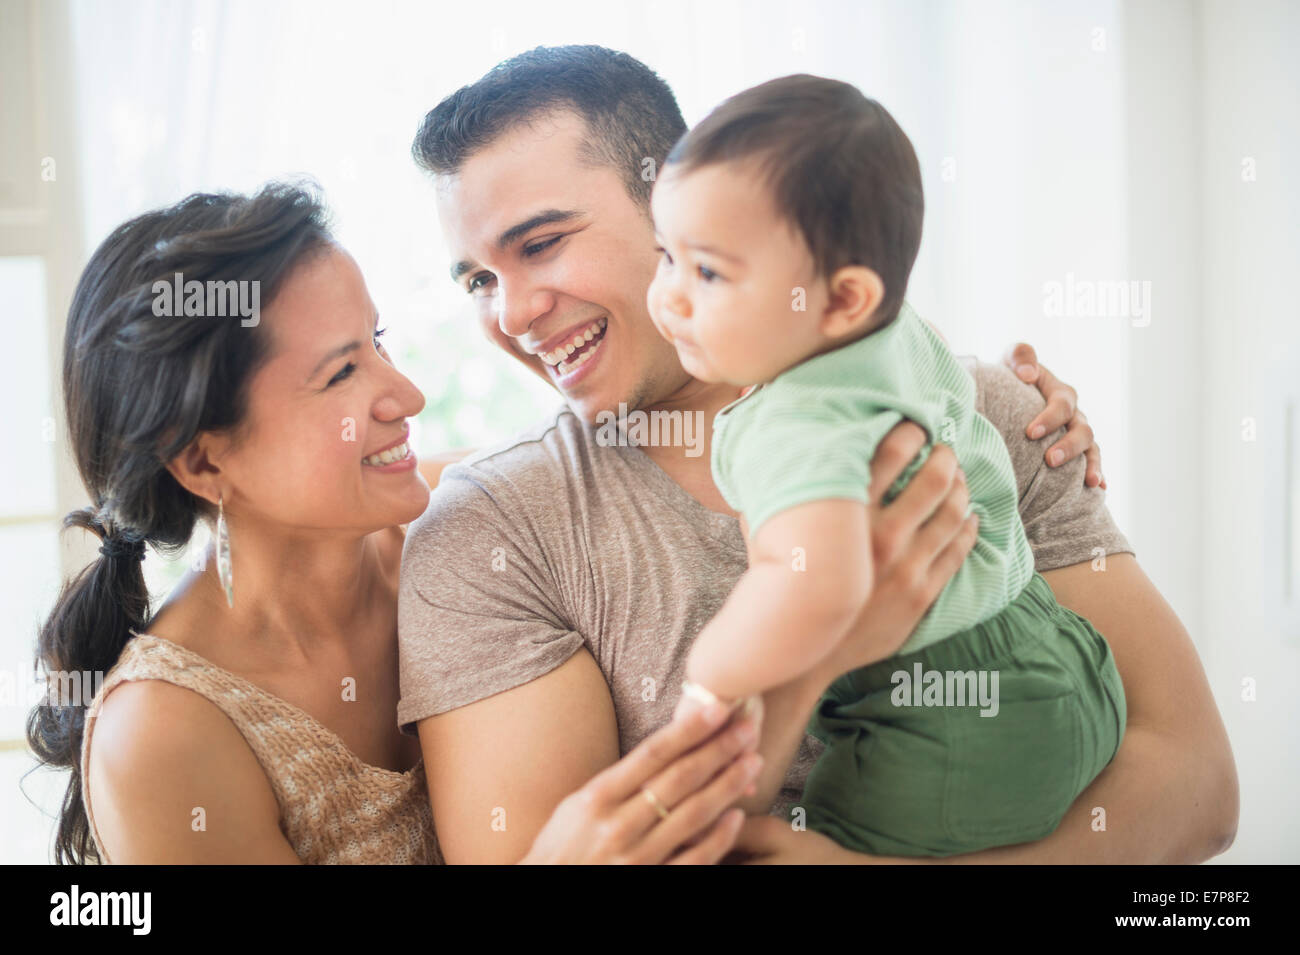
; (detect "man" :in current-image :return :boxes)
[397,45,1237,863]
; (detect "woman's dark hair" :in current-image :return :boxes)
[664,74,924,330]
[26,180,333,863]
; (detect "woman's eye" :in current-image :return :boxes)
[327,363,356,387]
[523,236,561,257]
[467,273,494,294]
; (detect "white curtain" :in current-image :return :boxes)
[67,0,1131,504]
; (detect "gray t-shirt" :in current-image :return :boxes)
[396,359,1133,815]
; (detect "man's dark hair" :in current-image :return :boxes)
[412,45,686,208]
[665,74,924,329]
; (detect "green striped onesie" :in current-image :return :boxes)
[711,300,1035,656]
[710,300,1127,856]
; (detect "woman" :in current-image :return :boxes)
[27,182,766,864]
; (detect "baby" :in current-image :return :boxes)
[646,74,1128,857]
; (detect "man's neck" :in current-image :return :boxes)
[638,378,747,518]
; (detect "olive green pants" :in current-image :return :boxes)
[802,572,1126,857]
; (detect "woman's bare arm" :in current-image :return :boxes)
[87,680,302,864]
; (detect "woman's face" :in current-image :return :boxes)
[216,245,430,538]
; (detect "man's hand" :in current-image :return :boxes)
[1003,343,1105,489]
[738,424,978,815]
[813,427,978,684]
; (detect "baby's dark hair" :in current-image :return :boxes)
[664,74,923,328]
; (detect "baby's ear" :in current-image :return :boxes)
[820,265,885,340]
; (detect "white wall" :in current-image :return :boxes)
[1196,0,1300,864]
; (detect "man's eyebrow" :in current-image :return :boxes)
[496,208,582,249]
[449,209,584,284]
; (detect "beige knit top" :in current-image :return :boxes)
[80,632,441,864]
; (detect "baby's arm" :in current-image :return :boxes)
[684,499,873,703]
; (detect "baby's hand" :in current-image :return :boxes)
[673,682,764,751]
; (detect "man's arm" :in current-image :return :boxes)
[735,361,1238,862]
[739,436,976,815]
[972,362,1234,860]
[938,554,1237,862]
[417,649,620,864]
[398,459,623,864]
[741,554,1237,863]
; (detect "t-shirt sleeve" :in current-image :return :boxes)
[395,461,585,735]
[970,359,1134,572]
[717,387,898,536]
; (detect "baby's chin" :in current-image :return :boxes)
[681,354,756,389]
[675,346,725,384]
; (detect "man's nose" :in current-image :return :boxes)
[496,279,555,339]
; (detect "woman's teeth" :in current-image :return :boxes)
[363,441,410,467]
[540,317,608,371]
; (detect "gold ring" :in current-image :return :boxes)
[641,786,671,820]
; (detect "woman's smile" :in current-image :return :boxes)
[362,425,418,471]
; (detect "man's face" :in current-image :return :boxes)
[435,110,691,423]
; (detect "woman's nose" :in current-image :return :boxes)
[374,362,426,422]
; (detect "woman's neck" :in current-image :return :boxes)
[153,522,395,665]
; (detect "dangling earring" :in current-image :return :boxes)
[215,492,234,608]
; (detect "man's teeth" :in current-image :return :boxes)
[540,317,607,367]
[363,441,410,467]
[556,336,604,376]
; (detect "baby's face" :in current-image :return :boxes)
[647,161,830,386]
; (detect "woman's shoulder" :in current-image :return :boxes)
[91,670,252,758]
[89,634,265,767]
[84,663,283,862]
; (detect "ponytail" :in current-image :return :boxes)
[27,507,150,864]
[25,181,333,863]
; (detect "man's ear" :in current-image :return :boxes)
[819,266,885,340]
[164,431,231,508]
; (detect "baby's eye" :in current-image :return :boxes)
[654,246,673,266]
[698,265,718,282]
